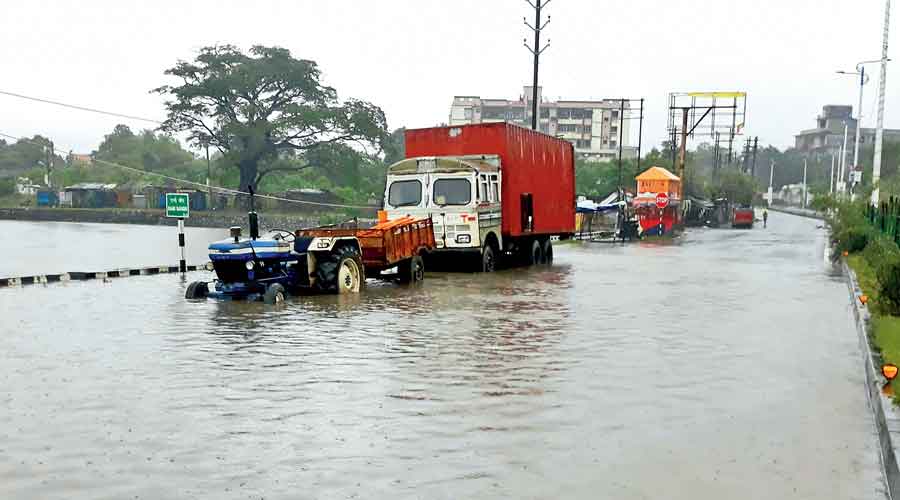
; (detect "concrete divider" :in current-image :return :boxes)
[843,259,900,496]
[0,263,211,288]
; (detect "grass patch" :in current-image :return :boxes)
[847,254,900,373]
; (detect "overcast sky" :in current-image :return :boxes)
[0,0,896,155]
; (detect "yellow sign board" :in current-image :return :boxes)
[687,91,747,99]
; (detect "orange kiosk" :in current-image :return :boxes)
[633,166,681,236]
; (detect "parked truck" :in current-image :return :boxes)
[382,123,575,271]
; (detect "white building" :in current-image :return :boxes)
[449,86,637,162]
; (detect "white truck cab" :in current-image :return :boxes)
[384,156,502,255]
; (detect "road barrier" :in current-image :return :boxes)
[0,263,211,288]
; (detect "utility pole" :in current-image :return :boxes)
[44,141,54,189]
[205,143,212,203]
[677,108,689,201]
[713,131,721,179]
[617,99,625,186]
[727,97,737,166]
[853,65,866,179]
[873,0,891,205]
[523,0,550,131]
[751,136,759,178]
[636,98,644,172]
[767,160,776,206]
[839,122,849,195]
[802,158,808,209]
[830,153,836,194]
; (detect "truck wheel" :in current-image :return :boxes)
[314,245,364,294]
[481,245,496,272]
[528,240,544,266]
[541,239,553,265]
[263,283,286,304]
[398,255,425,284]
[185,281,208,299]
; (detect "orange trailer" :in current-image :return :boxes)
[296,217,436,282]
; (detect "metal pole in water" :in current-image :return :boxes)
[178,218,186,274]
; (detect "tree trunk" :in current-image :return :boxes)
[238,159,258,211]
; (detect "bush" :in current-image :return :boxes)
[865,236,900,315]
[830,199,875,253]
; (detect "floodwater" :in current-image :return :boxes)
[0,213,887,499]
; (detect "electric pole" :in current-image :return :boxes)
[751,136,759,178]
[45,141,54,189]
[873,0,891,206]
[523,0,550,130]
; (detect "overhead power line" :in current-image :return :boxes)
[0,89,163,124]
[0,131,377,210]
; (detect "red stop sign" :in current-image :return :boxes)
[656,192,669,209]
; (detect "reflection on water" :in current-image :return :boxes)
[0,213,886,499]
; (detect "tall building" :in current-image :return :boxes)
[449,86,637,162]
[795,104,900,155]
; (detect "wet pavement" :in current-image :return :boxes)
[0,212,887,499]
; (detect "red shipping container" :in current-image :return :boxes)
[405,123,575,238]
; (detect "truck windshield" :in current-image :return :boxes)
[433,178,471,206]
[388,180,422,207]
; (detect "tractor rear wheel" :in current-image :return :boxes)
[185,281,208,299]
[314,245,364,294]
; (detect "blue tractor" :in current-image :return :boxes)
[185,195,364,304]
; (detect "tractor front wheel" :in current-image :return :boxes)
[185,281,208,299]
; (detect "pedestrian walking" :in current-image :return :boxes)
[763,209,769,228]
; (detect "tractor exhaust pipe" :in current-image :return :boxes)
[247,185,259,240]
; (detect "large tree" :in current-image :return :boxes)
[154,45,388,192]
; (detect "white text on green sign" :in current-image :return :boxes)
[166,193,190,218]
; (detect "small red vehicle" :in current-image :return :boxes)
[732,205,755,229]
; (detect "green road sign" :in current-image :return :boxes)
[166,193,190,218]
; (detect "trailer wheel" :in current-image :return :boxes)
[185,281,208,299]
[481,244,496,273]
[528,240,544,266]
[398,255,425,284]
[314,245,364,294]
[263,283,286,305]
[541,239,554,265]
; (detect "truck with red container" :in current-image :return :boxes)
[382,122,575,271]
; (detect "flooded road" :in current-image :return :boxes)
[0,213,886,499]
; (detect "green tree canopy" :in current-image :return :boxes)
[154,45,388,192]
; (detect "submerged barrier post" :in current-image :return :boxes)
[165,192,190,274]
[178,217,186,274]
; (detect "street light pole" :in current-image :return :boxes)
[837,59,883,195]
[839,122,849,195]
[767,160,776,206]
[830,153,836,195]
[873,0,891,206]
[802,158,808,209]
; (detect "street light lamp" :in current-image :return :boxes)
[836,58,888,198]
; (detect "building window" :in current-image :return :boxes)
[464,108,473,120]
[611,110,619,119]
[540,108,550,118]
[539,124,549,133]
[558,109,571,119]
[576,139,591,149]
[610,141,618,148]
